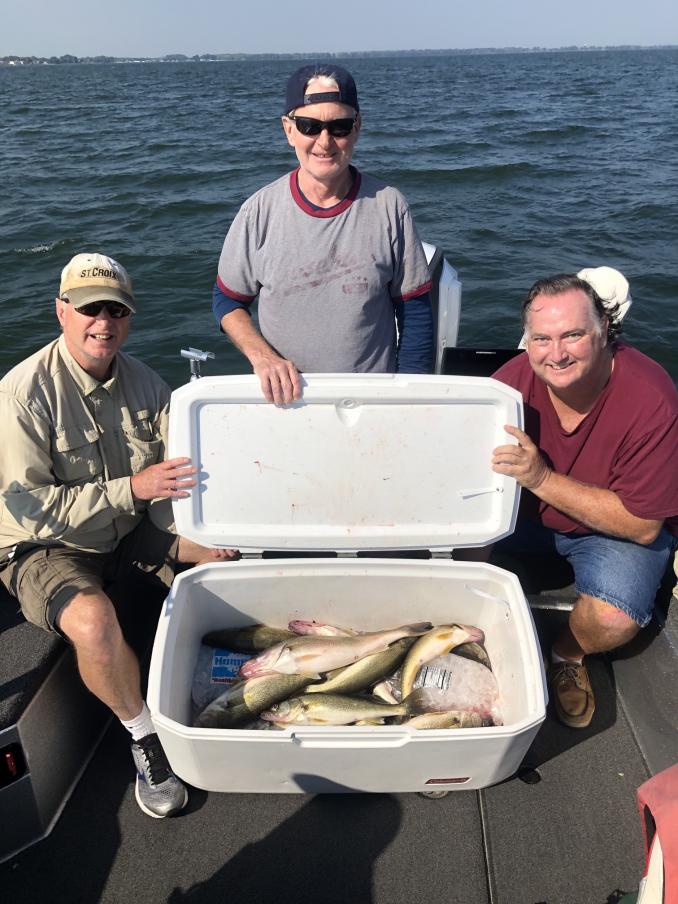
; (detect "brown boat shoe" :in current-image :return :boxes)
[549,659,595,729]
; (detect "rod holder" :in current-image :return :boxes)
[180,347,215,381]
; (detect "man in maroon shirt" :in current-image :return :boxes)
[492,274,678,728]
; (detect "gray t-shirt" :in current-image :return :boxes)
[217,169,432,373]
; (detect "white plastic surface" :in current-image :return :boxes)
[169,373,523,551]
[147,557,548,793]
[435,259,462,372]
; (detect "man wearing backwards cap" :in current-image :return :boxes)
[212,63,434,404]
[490,269,678,729]
[0,253,235,819]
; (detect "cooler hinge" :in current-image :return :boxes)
[430,550,453,559]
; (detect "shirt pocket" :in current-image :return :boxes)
[53,425,103,484]
[124,409,163,472]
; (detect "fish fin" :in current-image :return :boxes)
[401,622,434,635]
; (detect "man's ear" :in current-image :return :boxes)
[282,116,295,146]
[55,297,66,329]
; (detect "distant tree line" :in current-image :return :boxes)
[2,46,676,67]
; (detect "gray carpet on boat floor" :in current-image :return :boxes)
[1,644,651,904]
[483,654,649,904]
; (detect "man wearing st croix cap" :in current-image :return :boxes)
[490,268,678,729]
[212,63,434,405]
[0,253,235,819]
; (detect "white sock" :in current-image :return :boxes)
[551,648,583,665]
[120,703,155,741]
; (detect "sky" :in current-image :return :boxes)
[3,0,677,58]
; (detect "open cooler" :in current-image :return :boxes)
[147,373,548,793]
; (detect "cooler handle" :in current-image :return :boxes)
[291,729,410,748]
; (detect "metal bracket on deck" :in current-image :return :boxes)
[181,347,215,381]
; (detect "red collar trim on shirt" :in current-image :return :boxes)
[289,167,361,218]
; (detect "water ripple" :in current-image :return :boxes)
[1,50,677,386]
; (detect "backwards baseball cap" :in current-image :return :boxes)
[284,63,359,115]
[59,252,136,312]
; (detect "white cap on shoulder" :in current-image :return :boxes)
[577,266,632,322]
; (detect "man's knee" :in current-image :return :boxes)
[571,593,641,652]
[58,588,123,652]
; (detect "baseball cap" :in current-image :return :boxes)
[59,252,136,312]
[284,63,359,115]
[577,266,632,323]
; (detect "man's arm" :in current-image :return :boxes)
[219,307,301,406]
[492,425,663,545]
[0,394,137,541]
[395,292,434,373]
[0,394,201,544]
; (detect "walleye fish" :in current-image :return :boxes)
[400,623,485,699]
[240,622,433,679]
[260,693,411,725]
[452,641,493,671]
[305,637,416,695]
[194,673,316,728]
[407,710,484,730]
[288,619,357,637]
[202,624,295,652]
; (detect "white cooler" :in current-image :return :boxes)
[147,373,548,793]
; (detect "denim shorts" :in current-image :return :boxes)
[495,520,678,627]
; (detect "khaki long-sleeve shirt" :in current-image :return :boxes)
[0,335,172,555]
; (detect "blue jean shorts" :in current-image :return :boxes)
[495,520,677,627]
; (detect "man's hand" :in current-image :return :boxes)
[220,309,302,405]
[203,547,240,562]
[251,351,302,406]
[131,457,198,501]
[492,425,551,490]
[176,537,240,564]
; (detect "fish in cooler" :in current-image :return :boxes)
[400,624,486,698]
[304,637,416,696]
[194,673,318,728]
[202,624,295,652]
[260,693,413,726]
[239,622,433,679]
[192,616,502,730]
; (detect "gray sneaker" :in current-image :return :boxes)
[131,733,188,818]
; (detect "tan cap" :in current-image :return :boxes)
[59,253,136,312]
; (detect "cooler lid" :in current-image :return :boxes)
[168,373,523,552]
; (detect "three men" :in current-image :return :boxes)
[212,63,434,405]
[492,273,678,727]
[0,253,233,817]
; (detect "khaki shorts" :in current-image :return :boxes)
[0,518,179,635]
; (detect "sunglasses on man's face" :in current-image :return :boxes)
[287,113,356,138]
[62,298,132,319]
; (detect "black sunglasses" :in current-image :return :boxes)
[287,113,356,138]
[62,298,132,319]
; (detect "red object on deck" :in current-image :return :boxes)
[637,761,678,903]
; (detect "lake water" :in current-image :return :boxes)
[1,49,677,387]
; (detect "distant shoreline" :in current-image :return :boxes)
[2,45,678,67]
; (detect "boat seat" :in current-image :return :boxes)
[0,578,163,863]
[0,587,65,733]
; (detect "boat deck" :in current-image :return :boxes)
[2,561,676,904]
